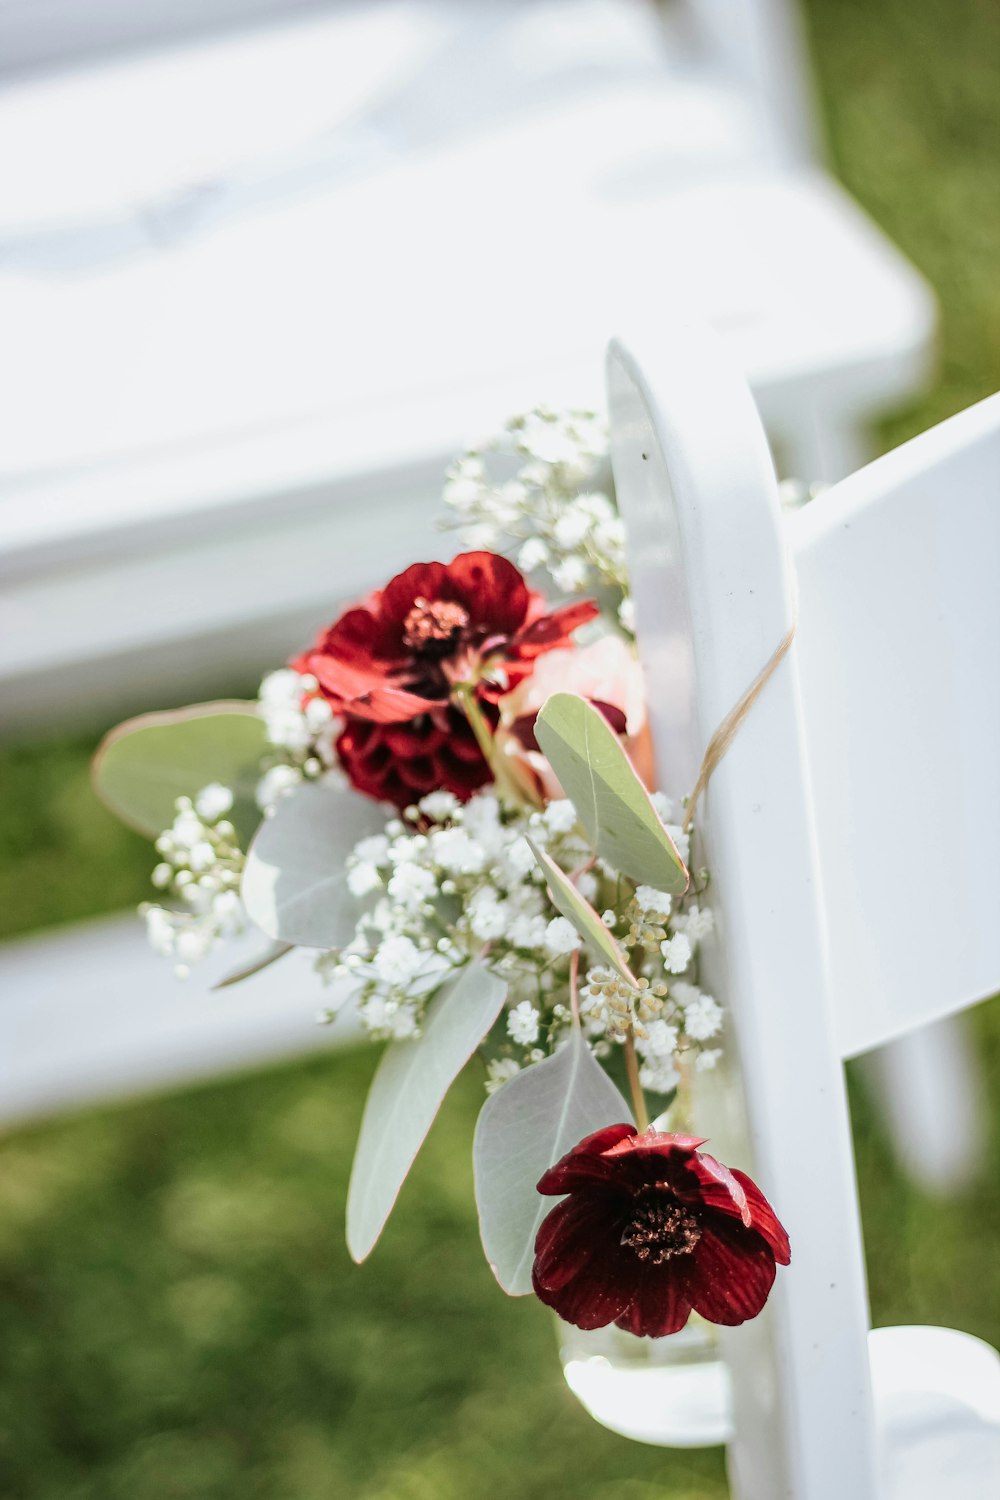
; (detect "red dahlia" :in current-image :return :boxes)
[295,552,597,807]
[532,1126,790,1336]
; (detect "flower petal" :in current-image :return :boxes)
[380,720,448,757]
[527,1206,638,1338]
[680,1156,790,1263]
[534,1193,625,1292]
[601,1132,708,1195]
[604,1131,706,1160]
[380,562,451,627]
[536,1124,637,1195]
[589,700,628,736]
[685,1219,777,1326]
[445,553,530,635]
[532,1268,636,1331]
[730,1169,791,1264]
[511,599,600,658]
[615,1270,693,1338]
[318,603,401,665]
[310,657,441,722]
[681,1150,753,1227]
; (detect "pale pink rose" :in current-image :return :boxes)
[496,636,654,800]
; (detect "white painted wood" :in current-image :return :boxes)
[684,0,821,166]
[797,393,1000,1188]
[865,1019,986,1191]
[0,0,934,732]
[790,395,1000,1056]
[607,321,1000,1496]
[0,0,328,79]
[608,322,878,1499]
[870,1327,1000,1498]
[0,0,949,1237]
[0,915,361,1125]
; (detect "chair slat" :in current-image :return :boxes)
[608,323,878,1499]
[791,396,1000,1058]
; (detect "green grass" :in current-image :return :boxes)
[3,4,1000,1495]
[802,0,1000,442]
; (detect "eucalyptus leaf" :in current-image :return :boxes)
[474,1030,634,1295]
[212,940,295,991]
[535,692,688,894]
[347,959,507,1263]
[527,838,637,986]
[241,779,384,949]
[92,701,267,843]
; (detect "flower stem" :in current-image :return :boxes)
[452,684,540,808]
[569,854,597,883]
[624,1028,649,1132]
[454,683,497,764]
[569,949,581,1032]
[671,1053,694,1135]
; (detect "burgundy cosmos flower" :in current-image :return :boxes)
[295,552,597,808]
[532,1126,790,1337]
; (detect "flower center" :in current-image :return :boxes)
[621,1196,702,1264]
[402,597,471,656]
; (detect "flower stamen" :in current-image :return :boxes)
[621,1196,702,1264]
[402,598,470,655]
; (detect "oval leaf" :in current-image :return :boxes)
[92,701,267,843]
[527,838,637,986]
[347,959,507,1262]
[241,778,384,948]
[535,692,688,893]
[474,1030,634,1295]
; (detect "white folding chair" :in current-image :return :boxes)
[607,321,1000,1498]
[0,0,933,735]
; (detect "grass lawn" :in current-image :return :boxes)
[2,3,999,1496]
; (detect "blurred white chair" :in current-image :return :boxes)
[0,0,933,734]
[0,0,951,1164]
[608,319,999,1496]
[0,916,361,1125]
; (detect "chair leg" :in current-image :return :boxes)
[781,407,869,484]
[863,1015,985,1191]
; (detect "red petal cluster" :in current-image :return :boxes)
[295,552,597,807]
[335,703,496,809]
[532,1127,790,1337]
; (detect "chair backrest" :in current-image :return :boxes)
[678,0,820,164]
[791,399,1000,1057]
[0,0,326,78]
[608,320,1000,1495]
[607,321,878,1498]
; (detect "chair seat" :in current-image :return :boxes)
[0,160,933,732]
[0,913,361,1126]
[0,3,933,732]
[557,1323,1000,1470]
[870,1326,1000,1499]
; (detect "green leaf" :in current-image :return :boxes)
[473,1030,634,1295]
[92,701,267,844]
[527,838,637,986]
[347,959,507,1263]
[241,779,384,949]
[535,692,688,893]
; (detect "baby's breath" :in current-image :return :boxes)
[255,668,345,810]
[439,408,631,632]
[323,786,720,1095]
[141,788,245,977]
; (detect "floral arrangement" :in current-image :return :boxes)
[94,409,789,1341]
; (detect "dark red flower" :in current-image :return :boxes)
[294,552,597,807]
[334,702,496,809]
[532,1126,790,1337]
